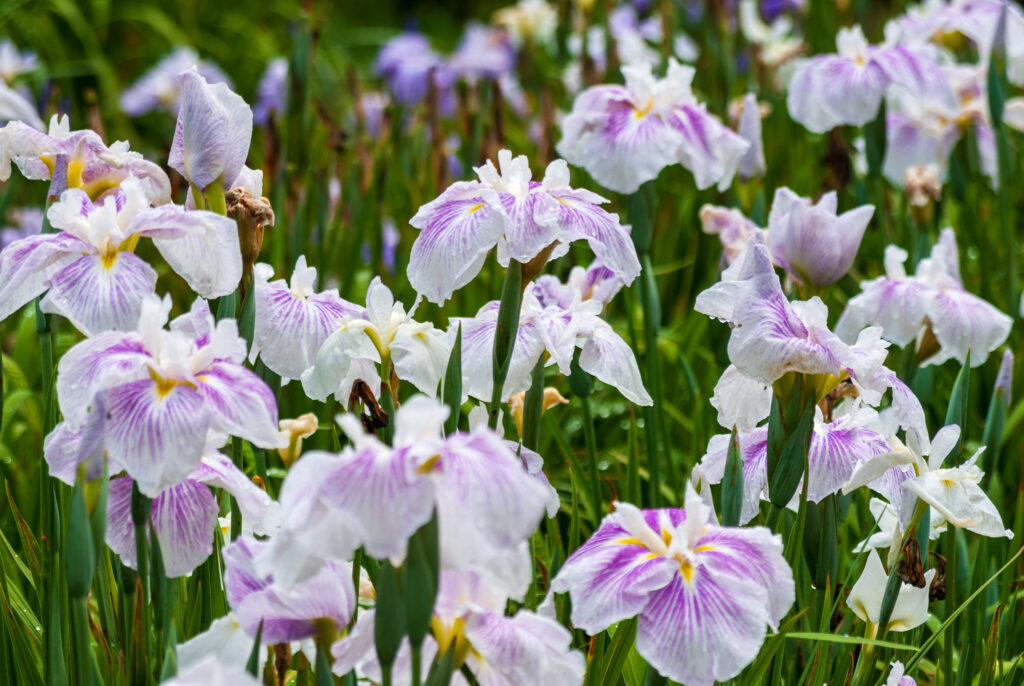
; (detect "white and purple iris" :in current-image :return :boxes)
[45,295,281,497]
[454,281,652,405]
[224,535,355,644]
[558,59,750,193]
[787,25,956,133]
[1,114,171,202]
[550,485,794,686]
[0,176,241,335]
[252,256,363,381]
[262,396,551,596]
[120,47,230,116]
[408,149,640,305]
[836,228,1012,368]
[333,570,585,685]
[300,277,452,401]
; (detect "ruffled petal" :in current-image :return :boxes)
[196,361,281,448]
[0,231,84,322]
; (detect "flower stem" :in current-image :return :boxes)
[580,394,603,525]
[488,260,523,430]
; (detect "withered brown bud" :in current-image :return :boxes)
[928,551,947,602]
[904,164,941,226]
[227,186,275,285]
[896,538,927,589]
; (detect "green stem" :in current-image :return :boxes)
[205,182,227,215]
[131,483,152,679]
[488,261,523,430]
[411,644,422,686]
[521,356,545,452]
[580,395,603,524]
[944,526,957,686]
[72,596,91,686]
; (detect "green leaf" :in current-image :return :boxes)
[864,98,887,178]
[720,426,744,527]
[595,618,638,686]
[65,482,95,599]
[246,621,264,677]
[404,510,440,647]
[945,351,971,462]
[374,560,407,671]
[780,632,915,651]
[768,395,814,508]
[442,324,462,435]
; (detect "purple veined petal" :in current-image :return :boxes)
[557,89,683,194]
[545,186,641,286]
[786,56,846,134]
[129,205,243,299]
[500,188,563,265]
[464,608,586,686]
[169,67,253,191]
[0,82,44,131]
[317,442,435,561]
[835,279,932,349]
[925,288,1013,367]
[330,609,442,685]
[105,475,219,577]
[669,103,750,191]
[551,509,682,632]
[807,416,890,503]
[0,119,62,181]
[196,361,281,449]
[408,181,506,305]
[881,109,957,186]
[43,415,110,485]
[698,427,769,525]
[637,562,771,686]
[432,430,551,593]
[39,251,157,335]
[577,319,652,405]
[56,331,152,426]
[871,44,958,113]
[102,378,210,497]
[260,451,362,588]
[452,309,547,402]
[224,537,355,644]
[191,452,279,536]
[252,260,361,379]
[0,231,85,322]
[390,324,453,397]
[736,93,765,180]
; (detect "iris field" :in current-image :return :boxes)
[1,0,1023,684]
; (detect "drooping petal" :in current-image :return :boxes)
[102,378,210,497]
[669,103,750,191]
[299,323,380,401]
[190,452,280,536]
[130,205,243,298]
[0,231,84,322]
[577,319,652,405]
[55,331,151,426]
[407,181,506,304]
[709,365,771,432]
[925,288,1012,367]
[698,428,769,525]
[196,362,281,449]
[464,609,586,686]
[105,476,219,577]
[390,324,453,397]
[39,251,157,335]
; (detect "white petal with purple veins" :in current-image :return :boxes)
[0,231,84,322]
[196,362,281,449]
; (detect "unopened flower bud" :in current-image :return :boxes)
[277,413,318,466]
[227,185,275,284]
[904,164,941,226]
[508,387,569,437]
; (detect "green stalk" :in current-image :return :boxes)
[488,261,523,430]
[71,597,91,686]
[945,526,957,686]
[580,395,602,524]
[131,483,152,680]
[521,356,545,452]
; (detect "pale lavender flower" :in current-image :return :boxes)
[455,282,651,405]
[0,40,37,84]
[333,571,584,685]
[300,278,451,401]
[533,259,626,310]
[550,485,794,686]
[44,295,281,497]
[1,114,171,202]
[786,25,956,133]
[168,67,253,192]
[0,177,241,334]
[0,207,42,249]
[558,60,750,193]
[699,406,890,524]
[885,661,917,686]
[732,93,766,179]
[448,24,516,81]
[768,187,874,287]
[996,349,1013,405]
[71,434,278,577]
[357,91,389,137]
[260,397,550,596]
[883,64,998,188]
[699,204,766,268]
[120,47,231,116]
[375,32,448,106]
[251,257,362,381]
[408,149,640,304]
[836,228,1012,368]
[224,536,355,644]
[254,57,288,127]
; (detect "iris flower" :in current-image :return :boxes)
[408,149,639,305]
[558,60,749,194]
[46,295,281,497]
[847,549,933,637]
[550,485,794,686]
[836,228,1012,368]
[333,571,584,685]
[0,176,241,334]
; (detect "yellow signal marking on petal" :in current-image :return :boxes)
[466,203,484,214]
[417,454,442,474]
[118,233,142,254]
[643,553,659,560]
[151,369,196,399]
[100,250,118,271]
[633,98,654,119]
[693,544,717,553]
[661,528,673,546]
[67,157,84,190]
[616,537,646,547]
[40,155,56,176]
